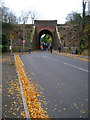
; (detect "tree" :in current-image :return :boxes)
[43,34,52,43]
[66,12,73,23]
[73,13,82,25]
[84,24,90,48]
[66,12,82,26]
[2,32,8,45]
[19,10,31,24]
[82,0,86,31]
[1,2,18,24]
[30,10,39,24]
[18,10,39,24]
[2,4,9,23]
[8,12,17,24]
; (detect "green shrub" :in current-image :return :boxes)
[24,46,29,52]
[0,45,2,52]
[2,23,13,30]
[12,46,20,52]
[2,32,8,45]
[12,46,29,52]
[2,45,8,52]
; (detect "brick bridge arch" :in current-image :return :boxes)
[32,20,60,50]
[39,29,53,48]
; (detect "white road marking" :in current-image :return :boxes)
[64,63,89,72]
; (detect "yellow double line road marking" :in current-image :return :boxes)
[62,54,90,62]
[72,56,90,62]
[55,51,90,62]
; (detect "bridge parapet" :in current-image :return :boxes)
[34,20,57,26]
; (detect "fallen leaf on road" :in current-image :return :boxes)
[15,54,49,118]
[58,109,62,112]
[63,108,66,110]
[5,105,7,107]
[57,88,60,92]
[31,72,35,75]
[55,104,58,107]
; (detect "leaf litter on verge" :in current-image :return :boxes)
[15,54,49,118]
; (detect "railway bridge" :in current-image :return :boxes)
[31,20,60,50]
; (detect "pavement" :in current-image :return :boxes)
[2,54,25,119]
[1,51,89,119]
[0,54,2,119]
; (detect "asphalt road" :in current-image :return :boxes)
[20,51,88,118]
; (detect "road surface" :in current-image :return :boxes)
[20,51,88,118]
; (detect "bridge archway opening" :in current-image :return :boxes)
[39,29,53,50]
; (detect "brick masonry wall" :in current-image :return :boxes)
[2,22,82,51]
[57,25,81,47]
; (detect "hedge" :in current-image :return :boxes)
[0,45,8,52]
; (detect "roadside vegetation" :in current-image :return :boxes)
[1,1,90,55]
[65,1,90,55]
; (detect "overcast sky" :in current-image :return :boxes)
[2,0,88,24]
